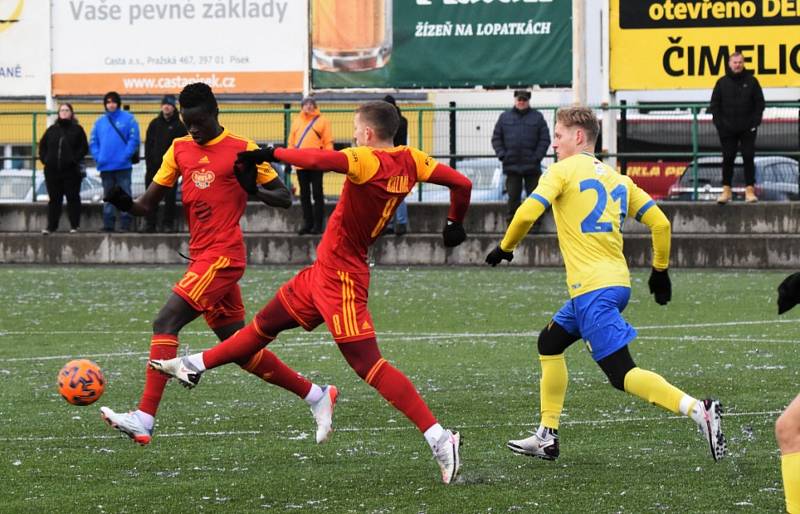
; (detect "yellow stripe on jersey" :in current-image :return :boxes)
[336,270,360,338]
[501,152,670,298]
[188,256,230,302]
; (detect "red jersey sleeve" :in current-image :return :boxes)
[427,163,472,223]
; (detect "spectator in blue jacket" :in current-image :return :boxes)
[492,90,551,223]
[90,91,140,232]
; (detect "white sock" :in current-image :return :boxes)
[134,410,155,431]
[304,384,324,405]
[186,353,206,372]
[423,423,445,449]
[680,395,701,421]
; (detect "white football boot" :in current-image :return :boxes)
[507,427,559,460]
[696,399,727,461]
[310,385,338,444]
[432,429,461,484]
[100,407,152,445]
[148,356,203,388]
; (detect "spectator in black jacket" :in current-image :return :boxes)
[143,94,187,232]
[492,90,551,223]
[709,52,765,204]
[38,103,88,234]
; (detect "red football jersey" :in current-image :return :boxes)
[316,145,437,272]
[153,129,277,260]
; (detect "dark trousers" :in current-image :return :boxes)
[297,168,325,232]
[505,172,540,222]
[720,129,757,186]
[44,171,81,231]
[144,168,177,230]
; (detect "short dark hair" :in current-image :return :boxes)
[179,83,218,114]
[556,106,599,144]
[356,101,399,140]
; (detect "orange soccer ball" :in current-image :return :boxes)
[57,359,106,406]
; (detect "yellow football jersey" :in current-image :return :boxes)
[501,152,670,298]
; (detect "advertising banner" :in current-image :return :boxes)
[312,0,571,89]
[0,0,51,96]
[610,0,800,90]
[51,0,307,95]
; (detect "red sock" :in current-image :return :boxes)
[366,359,437,433]
[203,322,272,369]
[239,348,312,399]
[138,334,179,416]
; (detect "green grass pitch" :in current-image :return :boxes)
[0,265,796,512]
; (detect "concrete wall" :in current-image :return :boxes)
[0,202,798,267]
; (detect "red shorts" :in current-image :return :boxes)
[278,262,376,343]
[172,255,246,329]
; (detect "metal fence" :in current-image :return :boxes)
[1,102,798,202]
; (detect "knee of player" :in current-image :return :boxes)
[605,369,628,391]
[537,322,574,356]
[152,310,181,334]
[775,411,800,449]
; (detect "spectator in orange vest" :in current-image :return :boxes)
[289,96,334,234]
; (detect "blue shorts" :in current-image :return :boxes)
[552,286,637,362]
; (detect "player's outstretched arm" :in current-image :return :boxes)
[274,147,349,174]
[639,204,672,305]
[255,176,292,209]
[778,272,800,314]
[104,182,169,217]
[427,163,472,247]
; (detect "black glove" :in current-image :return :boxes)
[233,159,258,195]
[648,268,672,305]
[485,245,514,267]
[778,272,800,315]
[442,220,467,247]
[237,147,276,166]
[104,185,133,212]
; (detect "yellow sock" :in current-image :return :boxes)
[784,452,800,514]
[623,367,684,415]
[539,353,568,429]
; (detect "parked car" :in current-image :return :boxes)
[34,174,105,203]
[0,168,104,203]
[666,156,799,201]
[0,169,43,202]
[406,157,506,202]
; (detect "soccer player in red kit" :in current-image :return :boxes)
[100,83,337,446]
[150,100,472,484]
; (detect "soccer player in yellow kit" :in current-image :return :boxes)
[485,106,726,462]
[777,272,800,513]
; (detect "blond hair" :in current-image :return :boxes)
[556,106,599,145]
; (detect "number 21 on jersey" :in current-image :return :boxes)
[579,179,627,233]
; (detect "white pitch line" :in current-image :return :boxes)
[0,410,780,444]
[2,326,799,363]
[637,318,800,330]
[2,317,800,338]
[636,335,800,344]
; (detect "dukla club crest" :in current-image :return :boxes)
[191,169,215,189]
